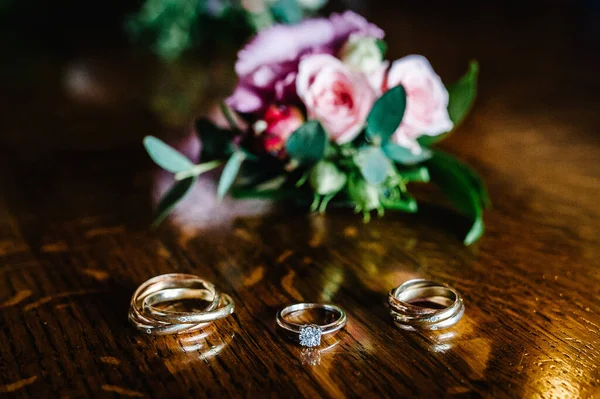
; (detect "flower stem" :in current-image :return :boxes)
[174,161,222,181]
[220,102,240,131]
[319,193,335,213]
[310,193,320,212]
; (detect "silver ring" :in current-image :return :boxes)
[276,303,347,347]
[389,279,464,331]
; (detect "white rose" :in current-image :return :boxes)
[339,34,384,76]
[386,55,453,154]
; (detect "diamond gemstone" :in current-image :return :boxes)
[299,325,322,347]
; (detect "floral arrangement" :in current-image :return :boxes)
[127,0,327,60]
[144,11,490,245]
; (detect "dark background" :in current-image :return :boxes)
[0,0,598,159]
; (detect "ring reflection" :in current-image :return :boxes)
[163,326,235,374]
[297,337,342,366]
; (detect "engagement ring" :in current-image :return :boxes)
[276,303,347,347]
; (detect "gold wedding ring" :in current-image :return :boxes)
[128,273,234,335]
[389,279,464,331]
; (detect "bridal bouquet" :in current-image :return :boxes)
[144,11,490,245]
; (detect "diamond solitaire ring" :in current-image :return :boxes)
[276,303,347,347]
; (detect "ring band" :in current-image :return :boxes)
[276,303,347,347]
[129,275,220,335]
[389,279,464,331]
[129,276,218,335]
[144,290,235,324]
[128,273,234,335]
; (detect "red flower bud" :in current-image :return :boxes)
[257,105,304,154]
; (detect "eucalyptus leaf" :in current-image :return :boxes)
[152,176,197,227]
[366,85,406,144]
[309,161,347,195]
[355,147,391,185]
[383,142,432,165]
[426,150,486,245]
[286,120,328,165]
[143,136,194,173]
[271,0,303,24]
[217,152,246,199]
[418,60,479,147]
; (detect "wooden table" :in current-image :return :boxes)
[1,2,599,398]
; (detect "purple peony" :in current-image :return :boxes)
[226,11,384,115]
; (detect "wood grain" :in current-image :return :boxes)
[1,2,600,398]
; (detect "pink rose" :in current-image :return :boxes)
[226,12,384,114]
[258,105,305,154]
[386,55,453,154]
[297,54,376,144]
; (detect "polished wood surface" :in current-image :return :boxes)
[1,2,600,398]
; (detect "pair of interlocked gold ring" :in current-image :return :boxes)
[128,273,234,336]
[388,279,464,331]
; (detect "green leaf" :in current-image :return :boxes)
[426,150,486,245]
[400,167,431,183]
[366,85,406,144]
[448,60,479,126]
[380,196,418,213]
[376,39,388,57]
[217,152,246,199]
[433,150,490,209]
[286,120,328,165]
[143,136,194,173]
[459,159,491,209]
[309,161,347,195]
[464,217,484,247]
[418,60,479,147]
[383,142,432,165]
[270,0,303,23]
[355,147,391,185]
[195,118,235,161]
[152,176,197,227]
